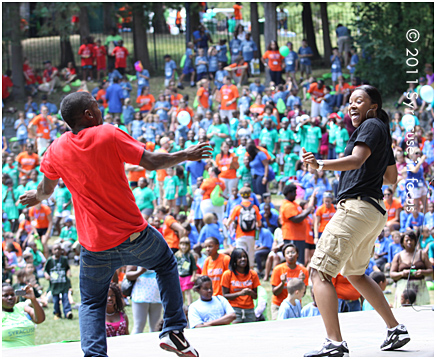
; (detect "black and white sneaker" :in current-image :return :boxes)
[160,330,199,357]
[380,324,410,351]
[304,339,349,357]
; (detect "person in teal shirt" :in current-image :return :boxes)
[327,117,339,159]
[53,179,73,235]
[3,155,19,188]
[206,114,229,159]
[278,145,300,195]
[24,170,39,192]
[334,121,349,155]
[163,167,180,208]
[133,177,156,219]
[250,113,262,142]
[148,170,161,204]
[176,166,189,212]
[232,136,248,167]
[261,106,278,127]
[259,119,278,154]
[2,178,19,231]
[298,117,322,157]
[14,176,28,212]
[229,111,240,141]
[185,130,198,148]
[237,156,253,190]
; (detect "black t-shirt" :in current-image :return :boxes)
[337,118,395,201]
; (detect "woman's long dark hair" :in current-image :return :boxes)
[357,85,391,143]
[108,282,125,314]
[246,142,259,161]
[229,248,250,275]
[267,40,279,51]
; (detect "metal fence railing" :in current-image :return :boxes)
[2,5,356,75]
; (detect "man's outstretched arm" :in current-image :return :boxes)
[19,176,59,208]
[139,142,212,171]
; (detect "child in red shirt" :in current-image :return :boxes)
[112,40,129,75]
[93,39,107,81]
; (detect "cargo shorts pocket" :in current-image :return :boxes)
[310,249,341,278]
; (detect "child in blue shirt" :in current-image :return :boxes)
[207,46,219,79]
[284,41,299,88]
[214,62,229,90]
[24,96,38,115]
[108,68,123,84]
[286,88,302,111]
[217,39,228,65]
[130,112,144,140]
[320,86,335,122]
[195,48,209,81]
[178,42,196,89]
[330,47,343,86]
[120,76,132,99]
[164,54,177,87]
[238,88,252,117]
[298,39,313,81]
[154,93,171,125]
[136,68,150,97]
[197,213,224,245]
[301,288,321,317]
[122,98,135,128]
[14,111,29,150]
[277,278,306,320]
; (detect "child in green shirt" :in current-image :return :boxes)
[163,167,179,208]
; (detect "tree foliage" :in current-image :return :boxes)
[354,2,434,95]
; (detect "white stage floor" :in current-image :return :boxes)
[3,306,434,358]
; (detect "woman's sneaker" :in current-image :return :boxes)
[160,330,199,357]
[380,324,410,351]
[304,339,349,357]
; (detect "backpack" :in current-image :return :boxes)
[238,203,257,232]
[211,184,225,207]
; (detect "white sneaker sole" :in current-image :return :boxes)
[381,335,410,351]
[160,342,199,357]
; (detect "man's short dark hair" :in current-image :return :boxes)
[369,271,386,284]
[60,92,95,129]
[283,183,297,196]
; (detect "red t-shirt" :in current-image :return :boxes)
[112,46,129,69]
[43,67,58,83]
[23,64,36,85]
[93,45,107,69]
[40,125,147,251]
[2,75,13,99]
[78,44,94,66]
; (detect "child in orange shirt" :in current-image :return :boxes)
[332,273,362,312]
[270,243,309,320]
[221,248,260,323]
[201,237,230,296]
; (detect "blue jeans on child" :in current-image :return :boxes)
[53,292,71,317]
[79,224,186,357]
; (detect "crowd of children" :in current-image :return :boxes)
[2,26,434,343]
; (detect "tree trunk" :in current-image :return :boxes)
[263,3,277,83]
[103,2,115,34]
[250,2,263,70]
[188,3,201,41]
[60,36,76,69]
[79,6,90,43]
[153,3,169,34]
[320,3,332,66]
[9,3,25,100]
[302,3,320,60]
[132,7,151,73]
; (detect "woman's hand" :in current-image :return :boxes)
[301,148,319,170]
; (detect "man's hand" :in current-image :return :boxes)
[19,190,41,208]
[184,142,213,161]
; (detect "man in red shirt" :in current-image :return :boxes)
[22,58,38,95]
[38,60,60,94]
[112,40,129,75]
[19,91,211,357]
[78,37,95,81]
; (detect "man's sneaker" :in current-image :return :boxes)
[304,339,349,357]
[160,330,199,357]
[380,324,410,351]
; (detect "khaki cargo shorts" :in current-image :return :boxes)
[310,197,387,280]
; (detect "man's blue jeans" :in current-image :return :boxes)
[79,224,186,357]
